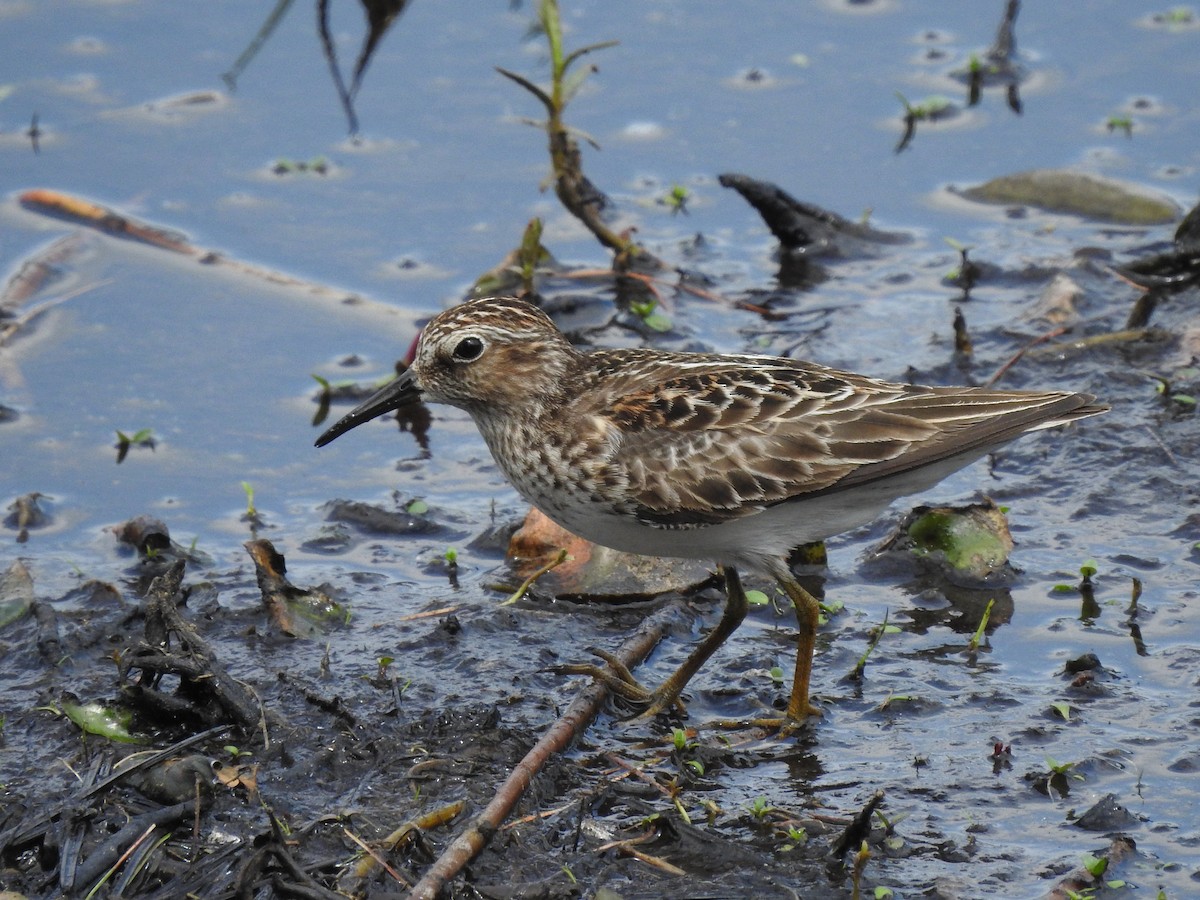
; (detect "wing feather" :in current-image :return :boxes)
[576,349,1104,530]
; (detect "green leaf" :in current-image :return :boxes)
[1082,853,1108,877]
[745,589,770,606]
[1051,701,1072,721]
[672,727,688,751]
[62,697,141,744]
[406,499,429,516]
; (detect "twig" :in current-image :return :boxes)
[405,600,681,900]
[985,325,1068,386]
[501,547,569,605]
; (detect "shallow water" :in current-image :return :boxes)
[2,2,1199,898]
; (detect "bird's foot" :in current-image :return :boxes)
[707,702,823,737]
[550,647,688,719]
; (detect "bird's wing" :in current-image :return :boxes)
[582,352,1100,529]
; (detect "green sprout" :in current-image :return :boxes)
[1045,755,1084,780]
[896,92,954,121]
[628,297,672,332]
[1106,116,1134,137]
[660,184,690,215]
[849,609,900,680]
[671,727,691,752]
[779,825,808,852]
[967,598,995,652]
[1082,853,1108,878]
[747,796,773,821]
[515,217,548,296]
[114,428,155,463]
[237,480,259,528]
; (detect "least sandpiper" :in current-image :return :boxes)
[316,295,1106,728]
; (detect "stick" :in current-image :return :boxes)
[405,601,680,900]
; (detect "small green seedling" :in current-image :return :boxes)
[747,796,773,821]
[628,297,672,333]
[240,480,261,528]
[817,597,844,625]
[406,498,428,516]
[659,184,690,215]
[1051,701,1072,721]
[114,428,155,463]
[1082,853,1108,877]
[876,691,919,712]
[1045,755,1084,780]
[849,609,900,680]
[515,217,548,295]
[943,237,973,281]
[1106,116,1134,137]
[271,156,330,175]
[671,727,691,752]
[779,825,808,852]
[967,598,995,652]
[896,92,954,121]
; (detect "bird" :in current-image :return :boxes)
[315,295,1107,729]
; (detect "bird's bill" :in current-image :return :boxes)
[314,367,420,447]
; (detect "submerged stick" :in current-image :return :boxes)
[405,601,680,900]
[16,189,406,320]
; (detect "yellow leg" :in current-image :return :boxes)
[776,571,824,721]
[554,565,748,719]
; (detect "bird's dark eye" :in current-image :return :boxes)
[452,336,484,361]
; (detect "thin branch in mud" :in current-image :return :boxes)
[82,822,157,899]
[397,605,458,622]
[1143,424,1180,467]
[501,547,569,605]
[405,601,681,900]
[343,800,465,892]
[343,826,411,888]
[17,189,407,320]
[984,325,1069,386]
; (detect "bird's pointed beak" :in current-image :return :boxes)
[314,367,421,447]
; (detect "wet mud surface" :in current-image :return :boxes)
[3,2,1200,899]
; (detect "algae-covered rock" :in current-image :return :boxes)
[958,169,1179,225]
